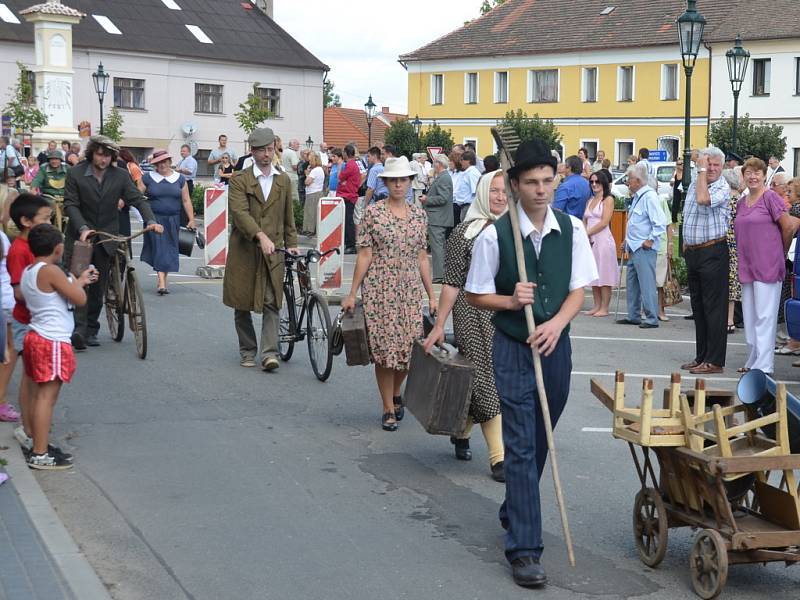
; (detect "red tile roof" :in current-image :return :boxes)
[400,0,800,62]
[323,107,406,149]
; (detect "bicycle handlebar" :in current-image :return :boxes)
[88,229,147,245]
[276,247,340,264]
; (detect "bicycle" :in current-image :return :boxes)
[41,194,68,233]
[277,247,339,381]
[90,230,148,359]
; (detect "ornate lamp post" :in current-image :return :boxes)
[412,114,422,151]
[725,34,750,156]
[91,62,110,135]
[364,94,377,148]
[305,135,313,150]
[677,0,706,195]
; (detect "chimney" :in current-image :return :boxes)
[381,107,390,114]
[251,0,274,19]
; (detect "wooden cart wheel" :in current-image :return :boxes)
[632,487,668,567]
[690,529,728,599]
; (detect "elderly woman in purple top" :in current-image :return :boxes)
[141,149,196,295]
[734,157,800,375]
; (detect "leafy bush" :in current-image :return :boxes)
[709,113,787,161]
[497,109,562,152]
[293,200,303,231]
[384,119,417,159]
[419,123,454,154]
[672,255,687,288]
[192,183,205,216]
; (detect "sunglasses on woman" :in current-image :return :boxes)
[589,179,600,184]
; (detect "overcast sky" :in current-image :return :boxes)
[274,1,483,115]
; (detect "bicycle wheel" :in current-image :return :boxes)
[105,261,125,342]
[126,268,148,359]
[278,283,296,361]
[307,292,333,381]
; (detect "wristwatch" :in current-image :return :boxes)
[698,168,708,173]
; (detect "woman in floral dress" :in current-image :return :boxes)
[342,157,437,431]
[423,170,507,482]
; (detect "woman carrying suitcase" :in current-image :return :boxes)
[341,157,437,431]
[423,170,507,482]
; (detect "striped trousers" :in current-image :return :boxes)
[493,329,571,562]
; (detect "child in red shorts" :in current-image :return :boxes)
[21,224,97,470]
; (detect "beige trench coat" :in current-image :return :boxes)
[222,166,298,311]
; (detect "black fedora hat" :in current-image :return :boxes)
[508,139,558,178]
[725,151,743,165]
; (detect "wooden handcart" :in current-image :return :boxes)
[592,371,800,599]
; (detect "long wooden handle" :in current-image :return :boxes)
[501,170,576,567]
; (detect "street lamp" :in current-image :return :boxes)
[305,135,313,150]
[412,114,422,151]
[725,34,750,156]
[92,62,110,135]
[364,94,377,148]
[676,0,706,204]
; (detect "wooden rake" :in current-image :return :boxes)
[491,126,576,567]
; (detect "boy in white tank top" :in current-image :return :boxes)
[21,224,97,470]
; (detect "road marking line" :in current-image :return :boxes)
[573,370,800,385]
[572,335,746,347]
[581,427,613,433]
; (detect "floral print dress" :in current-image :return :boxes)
[358,201,428,369]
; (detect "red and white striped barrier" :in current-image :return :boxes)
[316,196,344,290]
[204,185,228,267]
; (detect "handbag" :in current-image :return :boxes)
[663,257,683,307]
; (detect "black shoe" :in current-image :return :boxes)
[48,444,73,463]
[490,461,505,482]
[511,556,547,588]
[684,314,695,320]
[71,332,87,350]
[393,395,404,421]
[639,323,658,329]
[382,412,398,431]
[344,246,357,255]
[450,436,472,461]
[86,334,100,347]
[615,318,641,325]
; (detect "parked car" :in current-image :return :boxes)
[612,162,676,200]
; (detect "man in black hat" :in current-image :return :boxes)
[464,139,597,587]
[725,152,743,169]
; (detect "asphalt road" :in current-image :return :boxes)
[30,243,800,600]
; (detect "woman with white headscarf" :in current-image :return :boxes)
[423,169,508,482]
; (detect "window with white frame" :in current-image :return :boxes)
[528,69,558,103]
[195,83,222,114]
[661,64,678,100]
[752,58,771,96]
[616,140,634,169]
[617,65,634,101]
[431,74,443,105]
[256,87,280,116]
[580,141,598,161]
[465,72,478,104]
[794,148,800,177]
[582,67,598,102]
[464,138,478,153]
[113,77,145,109]
[795,58,800,95]
[494,71,508,103]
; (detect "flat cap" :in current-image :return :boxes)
[89,135,119,153]
[46,150,63,160]
[248,127,276,149]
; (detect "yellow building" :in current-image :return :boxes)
[400,1,711,169]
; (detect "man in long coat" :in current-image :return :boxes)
[223,127,298,371]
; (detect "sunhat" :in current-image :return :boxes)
[377,156,417,179]
[149,149,172,165]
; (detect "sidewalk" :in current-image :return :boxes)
[0,424,110,600]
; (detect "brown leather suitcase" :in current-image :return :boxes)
[404,340,475,436]
[69,240,93,276]
[342,300,370,366]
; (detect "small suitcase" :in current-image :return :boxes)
[404,340,475,436]
[342,300,370,366]
[69,240,94,277]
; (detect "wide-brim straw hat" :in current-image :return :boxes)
[149,149,172,165]
[378,156,417,179]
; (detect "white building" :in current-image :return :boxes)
[0,0,326,177]
[710,38,800,176]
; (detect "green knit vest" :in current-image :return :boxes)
[492,211,573,343]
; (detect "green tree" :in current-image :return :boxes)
[234,83,273,147]
[3,61,48,134]
[419,122,454,154]
[383,119,417,158]
[480,0,506,15]
[497,109,562,152]
[323,79,341,108]
[708,113,787,161]
[102,106,124,142]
